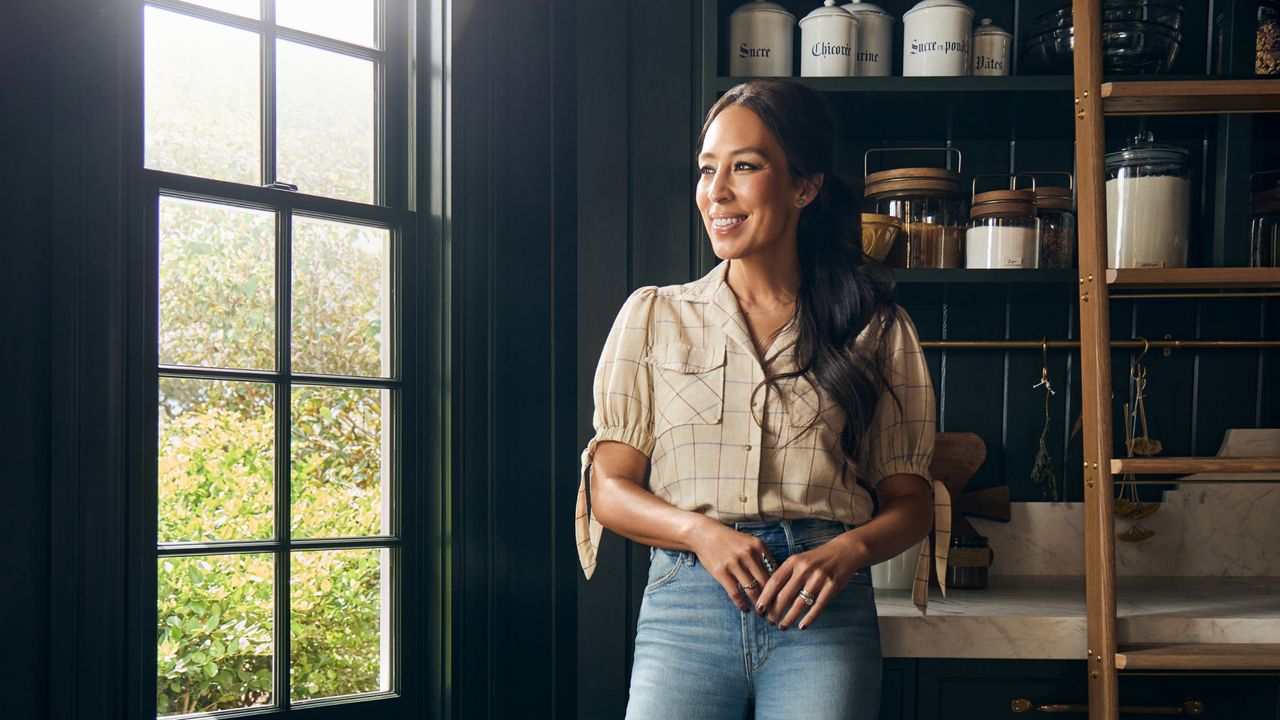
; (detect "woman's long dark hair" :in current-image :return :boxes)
[698,79,899,465]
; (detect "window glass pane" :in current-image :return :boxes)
[291,548,389,701]
[159,378,275,543]
[291,386,388,538]
[291,217,390,377]
[145,7,261,184]
[277,41,375,202]
[182,0,262,19]
[157,554,274,716]
[276,0,377,48]
[160,197,276,370]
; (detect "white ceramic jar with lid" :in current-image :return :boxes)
[903,0,974,76]
[800,1,859,76]
[1105,132,1191,269]
[729,0,796,77]
[841,0,894,76]
[971,18,1011,76]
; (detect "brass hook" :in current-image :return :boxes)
[1034,338,1054,395]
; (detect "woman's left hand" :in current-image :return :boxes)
[754,534,863,630]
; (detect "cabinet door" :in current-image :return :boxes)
[881,658,916,720]
[917,659,1280,719]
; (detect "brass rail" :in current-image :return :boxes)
[920,340,1280,350]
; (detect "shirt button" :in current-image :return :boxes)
[739,494,749,503]
[744,445,752,452]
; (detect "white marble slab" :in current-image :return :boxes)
[968,485,1280,577]
[875,576,1280,659]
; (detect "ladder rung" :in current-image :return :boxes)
[1101,79,1280,116]
[1106,267,1280,289]
[1116,643,1280,671]
[1110,457,1280,476]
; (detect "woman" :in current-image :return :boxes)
[574,79,937,719]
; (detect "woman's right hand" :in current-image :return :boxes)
[688,518,777,613]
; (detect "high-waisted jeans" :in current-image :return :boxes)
[625,518,882,720]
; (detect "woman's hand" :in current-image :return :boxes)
[754,533,864,630]
[688,519,778,613]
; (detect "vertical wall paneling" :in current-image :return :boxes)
[3,3,53,719]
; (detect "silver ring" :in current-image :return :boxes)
[742,579,759,591]
[798,589,816,607]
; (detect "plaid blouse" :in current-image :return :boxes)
[575,261,950,613]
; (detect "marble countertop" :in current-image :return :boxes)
[874,576,1280,659]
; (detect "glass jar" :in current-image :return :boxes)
[1035,184,1076,268]
[864,152,966,268]
[1105,132,1191,269]
[1260,0,1280,77]
[1251,175,1280,268]
[945,535,990,590]
[965,189,1039,268]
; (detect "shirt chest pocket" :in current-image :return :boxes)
[649,342,726,437]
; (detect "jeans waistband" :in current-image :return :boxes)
[731,518,851,554]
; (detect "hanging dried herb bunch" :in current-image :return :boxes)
[1116,342,1162,542]
[1029,339,1059,501]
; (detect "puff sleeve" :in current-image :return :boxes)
[575,286,658,579]
[857,308,947,615]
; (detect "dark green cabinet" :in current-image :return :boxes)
[879,659,1280,720]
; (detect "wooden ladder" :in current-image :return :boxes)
[1070,2,1280,717]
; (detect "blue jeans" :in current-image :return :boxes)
[625,518,882,720]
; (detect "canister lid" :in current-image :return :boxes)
[904,0,975,19]
[864,166,963,199]
[800,0,857,26]
[1104,131,1189,170]
[841,0,892,19]
[973,18,1011,39]
[732,0,797,20]
[1035,185,1074,212]
[970,189,1037,219]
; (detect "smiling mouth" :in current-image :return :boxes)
[711,216,746,230]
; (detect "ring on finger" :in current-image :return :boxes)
[798,589,816,607]
[742,579,759,591]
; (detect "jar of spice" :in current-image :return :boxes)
[1260,0,1280,76]
[966,184,1039,269]
[1035,181,1076,269]
[1250,172,1280,268]
[864,148,966,268]
[946,535,991,590]
[1105,132,1191,269]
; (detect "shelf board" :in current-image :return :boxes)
[894,268,1078,284]
[714,75,1073,94]
[1116,643,1280,671]
[1110,457,1280,476]
[1101,80,1280,116]
[1105,267,1280,289]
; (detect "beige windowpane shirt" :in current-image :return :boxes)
[575,261,950,613]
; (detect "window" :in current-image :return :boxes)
[140,1,414,716]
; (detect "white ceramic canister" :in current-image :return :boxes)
[800,0,859,76]
[971,18,1011,76]
[729,0,796,77]
[841,0,894,76]
[871,540,924,590]
[903,0,975,76]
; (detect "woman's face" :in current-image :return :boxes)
[696,105,819,262]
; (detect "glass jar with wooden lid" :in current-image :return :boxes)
[1034,175,1075,269]
[863,147,966,268]
[965,177,1039,269]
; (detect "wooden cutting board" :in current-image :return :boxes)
[929,432,1009,538]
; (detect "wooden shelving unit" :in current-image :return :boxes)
[1072,2,1280,718]
[1101,79,1280,116]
